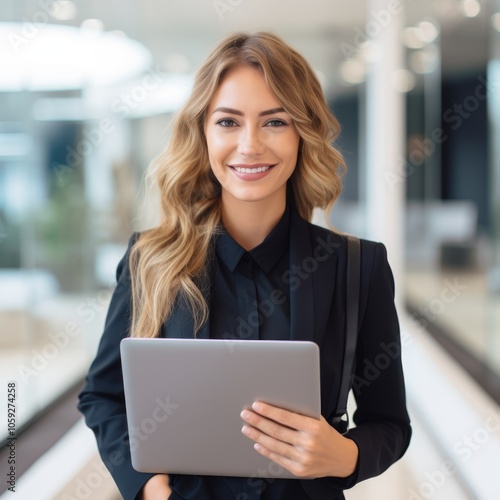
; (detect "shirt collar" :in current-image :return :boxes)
[215,203,290,274]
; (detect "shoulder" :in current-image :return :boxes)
[115,231,141,281]
[304,221,393,305]
[305,220,386,264]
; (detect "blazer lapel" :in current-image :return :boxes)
[162,208,339,345]
[289,207,338,347]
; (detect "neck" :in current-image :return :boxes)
[221,191,286,251]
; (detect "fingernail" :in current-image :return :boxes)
[252,402,262,411]
[241,425,250,435]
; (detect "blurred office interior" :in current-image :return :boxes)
[0,0,499,498]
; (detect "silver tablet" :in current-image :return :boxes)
[120,337,321,479]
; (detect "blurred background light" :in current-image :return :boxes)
[492,12,500,31]
[461,0,481,18]
[402,27,425,49]
[80,18,105,32]
[0,22,151,91]
[409,45,440,74]
[390,68,417,93]
[360,40,382,63]
[340,59,366,85]
[417,19,440,43]
[50,0,77,21]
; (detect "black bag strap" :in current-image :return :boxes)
[331,234,360,434]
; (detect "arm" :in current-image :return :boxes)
[342,241,411,484]
[241,242,411,487]
[77,234,168,500]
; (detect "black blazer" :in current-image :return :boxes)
[78,206,411,500]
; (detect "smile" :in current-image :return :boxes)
[233,165,270,174]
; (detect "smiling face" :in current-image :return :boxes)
[205,64,300,215]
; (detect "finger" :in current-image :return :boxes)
[252,443,305,478]
[250,402,313,431]
[241,409,298,445]
[241,421,299,461]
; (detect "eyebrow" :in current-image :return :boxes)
[211,106,286,117]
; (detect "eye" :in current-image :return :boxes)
[215,118,238,127]
[266,119,287,127]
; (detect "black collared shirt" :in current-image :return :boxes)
[209,204,310,499]
[211,204,291,342]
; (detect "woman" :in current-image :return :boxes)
[78,31,411,500]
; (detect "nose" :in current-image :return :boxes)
[237,127,264,156]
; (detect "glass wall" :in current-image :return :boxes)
[0,16,185,439]
[402,2,500,386]
[330,0,500,392]
[1,0,498,445]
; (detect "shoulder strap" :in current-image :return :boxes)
[332,234,360,434]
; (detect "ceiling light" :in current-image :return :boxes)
[418,20,440,43]
[50,0,77,21]
[391,69,416,93]
[0,23,151,91]
[340,60,366,85]
[461,0,481,18]
[80,19,104,32]
[402,27,425,49]
[492,13,500,32]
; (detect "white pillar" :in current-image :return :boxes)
[364,0,406,310]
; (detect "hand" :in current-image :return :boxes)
[141,474,172,499]
[240,402,358,479]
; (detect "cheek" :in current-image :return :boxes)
[207,133,234,162]
[281,135,300,163]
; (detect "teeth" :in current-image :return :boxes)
[234,166,271,174]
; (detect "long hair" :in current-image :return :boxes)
[129,31,346,338]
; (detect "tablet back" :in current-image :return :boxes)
[120,338,320,479]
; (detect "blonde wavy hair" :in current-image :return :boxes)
[130,31,346,338]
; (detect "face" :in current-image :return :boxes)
[205,65,300,212]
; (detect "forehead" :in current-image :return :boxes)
[208,65,282,111]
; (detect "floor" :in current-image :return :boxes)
[2,267,498,499]
[405,268,500,377]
